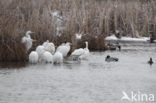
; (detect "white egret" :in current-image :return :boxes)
[42,51,53,63]
[53,52,63,64]
[42,40,55,55]
[56,42,71,57]
[35,45,46,62]
[22,31,35,51]
[71,41,90,60]
[29,51,39,64]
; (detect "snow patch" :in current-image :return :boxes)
[105,35,150,42]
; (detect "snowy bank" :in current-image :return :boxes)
[105,35,150,42]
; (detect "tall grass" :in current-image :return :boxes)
[0,0,156,61]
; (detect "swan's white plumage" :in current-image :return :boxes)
[53,52,63,64]
[22,31,33,51]
[42,51,53,63]
[56,42,71,57]
[29,51,39,64]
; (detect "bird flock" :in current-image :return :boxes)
[22,31,90,64]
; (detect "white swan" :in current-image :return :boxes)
[42,51,53,63]
[71,41,90,60]
[29,51,39,64]
[53,52,63,64]
[42,40,55,55]
[22,31,35,51]
[56,42,71,57]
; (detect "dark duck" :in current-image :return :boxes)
[148,58,153,65]
[105,55,119,62]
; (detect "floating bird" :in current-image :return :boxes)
[105,55,119,62]
[71,41,90,60]
[21,31,35,51]
[42,51,53,63]
[42,40,55,55]
[56,42,71,57]
[148,58,153,65]
[29,51,39,64]
[53,52,63,64]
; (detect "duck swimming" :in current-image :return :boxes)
[105,55,119,62]
[148,58,153,65]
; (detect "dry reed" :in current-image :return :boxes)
[0,0,156,61]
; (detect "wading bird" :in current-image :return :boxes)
[29,51,39,64]
[71,41,90,60]
[22,31,36,51]
[42,40,55,55]
[56,42,71,57]
[53,52,63,64]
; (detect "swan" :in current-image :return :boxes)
[56,42,71,57]
[53,52,63,64]
[22,31,35,51]
[42,40,55,54]
[42,51,53,63]
[29,51,39,64]
[71,41,90,60]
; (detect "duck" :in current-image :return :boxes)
[148,58,153,65]
[29,51,39,64]
[56,42,71,57]
[105,55,119,62]
[71,41,90,60]
[21,31,35,51]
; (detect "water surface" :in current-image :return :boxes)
[0,43,156,103]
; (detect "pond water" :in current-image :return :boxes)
[0,43,156,103]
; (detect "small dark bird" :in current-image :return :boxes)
[118,45,121,51]
[148,58,153,65]
[150,34,154,43]
[105,55,119,62]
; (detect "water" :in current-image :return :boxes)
[0,43,156,103]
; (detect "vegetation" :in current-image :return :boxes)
[0,0,156,61]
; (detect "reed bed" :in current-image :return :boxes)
[0,0,156,61]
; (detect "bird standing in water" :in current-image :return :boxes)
[148,58,153,65]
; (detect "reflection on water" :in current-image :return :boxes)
[0,43,156,103]
[0,62,27,69]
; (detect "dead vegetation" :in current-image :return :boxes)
[0,0,156,61]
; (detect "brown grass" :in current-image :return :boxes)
[0,0,156,61]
